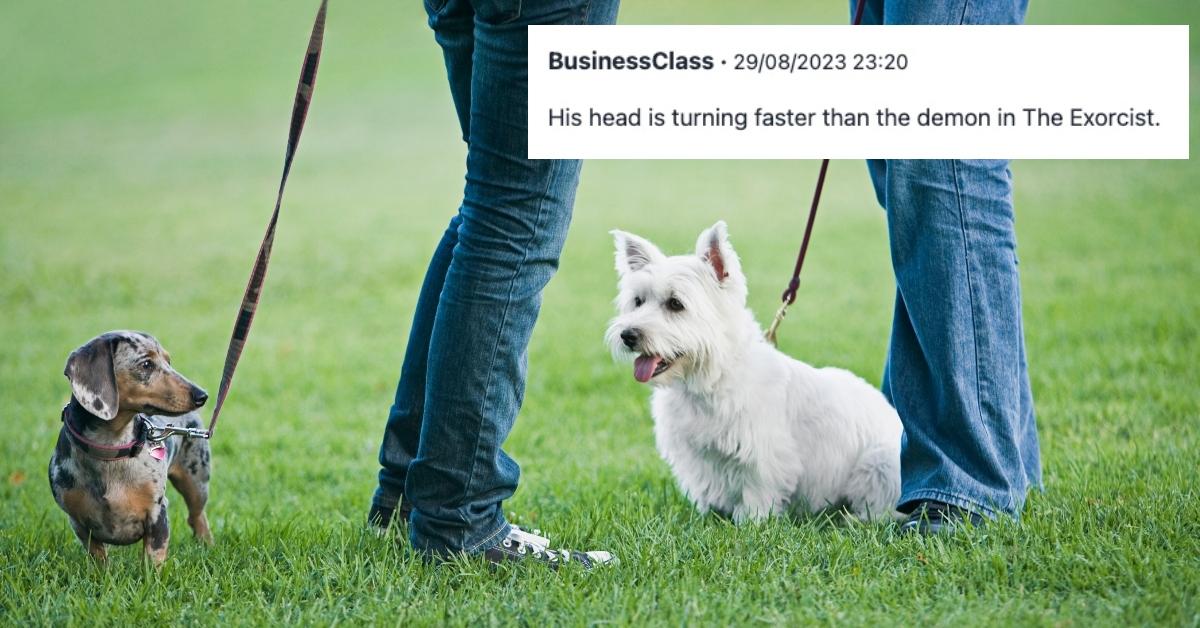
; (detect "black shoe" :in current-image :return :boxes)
[367,501,412,533]
[898,500,986,535]
[482,526,615,570]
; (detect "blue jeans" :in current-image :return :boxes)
[373,0,620,555]
[857,1,1042,517]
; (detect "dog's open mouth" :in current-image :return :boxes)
[633,355,672,383]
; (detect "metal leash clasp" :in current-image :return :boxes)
[764,279,800,347]
[142,416,213,443]
[764,302,789,347]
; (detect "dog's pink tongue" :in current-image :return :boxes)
[634,355,661,383]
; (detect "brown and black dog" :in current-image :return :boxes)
[49,331,213,565]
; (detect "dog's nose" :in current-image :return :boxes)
[191,388,208,407]
[620,328,641,349]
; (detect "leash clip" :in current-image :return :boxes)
[764,301,790,347]
[142,416,213,443]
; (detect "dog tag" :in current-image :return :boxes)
[149,444,167,461]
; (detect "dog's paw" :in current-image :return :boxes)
[731,505,772,525]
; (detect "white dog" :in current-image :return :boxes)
[606,221,903,523]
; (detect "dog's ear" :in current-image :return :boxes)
[695,221,740,284]
[64,335,119,421]
[611,230,665,276]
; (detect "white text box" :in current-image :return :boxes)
[528,26,1190,159]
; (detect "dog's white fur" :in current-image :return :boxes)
[606,221,903,522]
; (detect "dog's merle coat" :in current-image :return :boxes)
[49,331,212,565]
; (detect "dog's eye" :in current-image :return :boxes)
[633,296,644,308]
[140,359,154,371]
[666,297,685,312]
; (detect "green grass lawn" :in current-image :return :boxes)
[2,1,1197,625]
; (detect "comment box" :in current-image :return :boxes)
[528,25,1190,159]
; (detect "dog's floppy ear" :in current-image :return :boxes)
[695,221,739,284]
[64,335,119,421]
[611,229,665,276]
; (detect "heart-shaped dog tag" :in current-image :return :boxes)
[149,445,166,461]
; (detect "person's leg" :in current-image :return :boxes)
[372,216,462,522]
[371,0,476,525]
[881,160,1039,518]
[404,0,621,556]
[869,0,1040,521]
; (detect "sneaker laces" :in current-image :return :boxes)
[506,525,550,552]
[500,527,615,566]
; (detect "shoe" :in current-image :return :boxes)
[367,501,412,532]
[898,500,986,535]
[482,525,616,570]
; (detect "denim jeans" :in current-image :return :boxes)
[372,0,621,555]
[856,1,1043,517]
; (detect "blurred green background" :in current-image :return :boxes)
[1,1,1196,624]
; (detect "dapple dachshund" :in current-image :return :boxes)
[49,331,213,565]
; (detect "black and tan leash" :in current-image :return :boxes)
[765,0,867,346]
[199,0,329,439]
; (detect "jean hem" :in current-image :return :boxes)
[899,488,1009,520]
[465,520,511,553]
[409,517,511,557]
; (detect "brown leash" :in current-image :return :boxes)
[203,0,329,439]
[765,0,867,346]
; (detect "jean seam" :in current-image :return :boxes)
[466,519,510,553]
[507,1,524,25]
[958,0,971,25]
[949,159,996,459]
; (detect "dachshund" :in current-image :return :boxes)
[49,331,212,565]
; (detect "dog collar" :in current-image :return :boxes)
[61,406,149,461]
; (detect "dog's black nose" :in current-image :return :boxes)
[620,328,641,349]
[192,388,208,407]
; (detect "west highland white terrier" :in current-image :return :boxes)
[606,221,903,523]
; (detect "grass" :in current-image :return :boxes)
[1,0,1197,625]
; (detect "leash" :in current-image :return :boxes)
[195,0,329,440]
[765,0,867,346]
[60,0,329,454]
